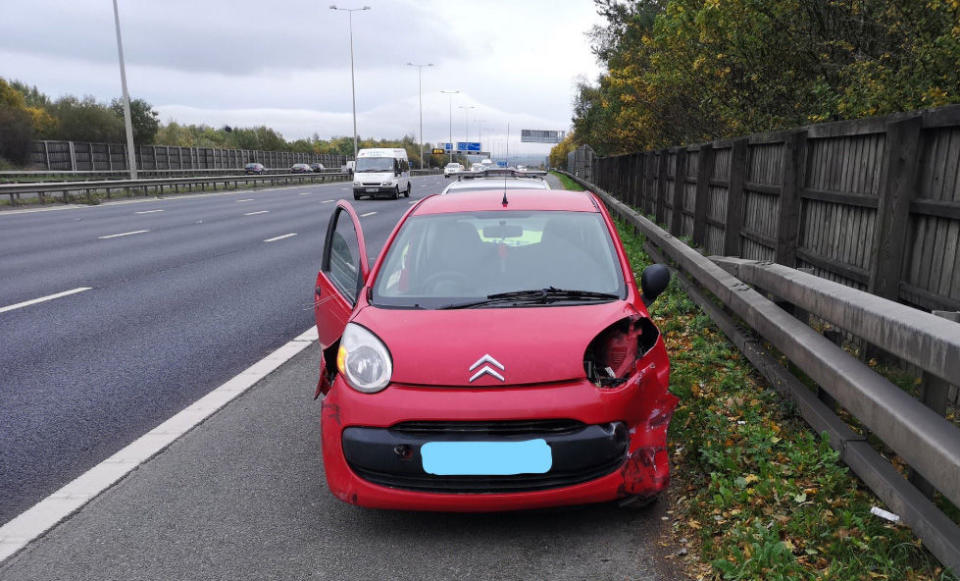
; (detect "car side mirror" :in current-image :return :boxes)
[640,264,670,306]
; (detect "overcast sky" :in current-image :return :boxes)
[1,1,605,156]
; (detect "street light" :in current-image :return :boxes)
[111,0,137,179]
[330,4,371,162]
[440,90,459,162]
[406,62,433,169]
[458,105,476,158]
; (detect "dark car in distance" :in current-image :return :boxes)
[291,163,313,174]
[244,163,266,175]
[311,163,326,172]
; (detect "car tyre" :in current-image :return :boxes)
[353,191,360,200]
[405,183,411,198]
[393,186,400,200]
[618,494,659,511]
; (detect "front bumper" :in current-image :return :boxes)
[321,371,676,512]
[353,185,396,197]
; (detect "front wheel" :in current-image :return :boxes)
[405,183,411,198]
[353,191,360,200]
[392,186,400,200]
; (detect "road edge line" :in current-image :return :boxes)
[0,325,319,564]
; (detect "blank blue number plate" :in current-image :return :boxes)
[421,439,552,476]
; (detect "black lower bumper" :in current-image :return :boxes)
[354,187,394,197]
[342,420,628,493]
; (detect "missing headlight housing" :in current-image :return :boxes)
[583,316,660,387]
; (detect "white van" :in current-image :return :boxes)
[352,148,411,200]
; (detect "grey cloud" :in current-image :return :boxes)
[0,0,466,76]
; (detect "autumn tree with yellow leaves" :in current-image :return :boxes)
[568,0,960,156]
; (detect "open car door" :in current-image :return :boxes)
[314,200,369,398]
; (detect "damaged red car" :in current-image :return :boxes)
[313,188,677,511]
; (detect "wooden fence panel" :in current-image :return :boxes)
[590,104,960,313]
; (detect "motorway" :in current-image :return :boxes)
[0,174,679,579]
[0,176,441,525]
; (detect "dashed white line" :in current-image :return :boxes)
[98,229,149,240]
[237,198,255,202]
[299,191,314,196]
[408,201,417,204]
[264,233,297,243]
[320,200,334,204]
[360,211,377,217]
[0,287,93,315]
[244,210,269,216]
[134,209,164,214]
[0,326,319,564]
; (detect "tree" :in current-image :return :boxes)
[51,96,124,143]
[0,107,34,165]
[572,0,960,154]
[0,78,40,165]
[110,97,159,144]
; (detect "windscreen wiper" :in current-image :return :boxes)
[438,287,619,310]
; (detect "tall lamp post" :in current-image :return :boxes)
[440,90,459,162]
[458,105,476,161]
[330,4,370,162]
[406,62,433,169]
[111,0,137,179]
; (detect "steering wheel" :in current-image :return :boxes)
[421,270,469,292]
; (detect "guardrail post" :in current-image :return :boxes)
[68,142,77,172]
[776,130,807,267]
[670,147,686,235]
[869,115,922,301]
[724,138,749,256]
[910,310,960,498]
[693,144,714,247]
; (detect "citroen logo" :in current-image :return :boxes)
[468,354,505,382]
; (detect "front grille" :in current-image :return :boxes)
[390,419,586,436]
[361,182,380,186]
[345,421,627,494]
[351,456,624,493]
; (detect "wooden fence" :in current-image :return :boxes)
[30,141,347,172]
[592,104,960,313]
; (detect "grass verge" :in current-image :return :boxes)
[614,222,955,580]
[550,171,585,191]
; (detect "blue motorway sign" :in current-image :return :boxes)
[442,143,453,151]
[456,142,482,152]
[496,161,508,167]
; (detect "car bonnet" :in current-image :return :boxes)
[350,300,640,387]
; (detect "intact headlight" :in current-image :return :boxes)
[382,180,395,186]
[337,323,392,393]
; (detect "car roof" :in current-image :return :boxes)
[413,189,597,215]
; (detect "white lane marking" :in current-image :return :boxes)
[0,287,92,315]
[299,191,314,196]
[360,211,377,217]
[320,200,335,204]
[236,198,255,202]
[97,229,149,240]
[264,233,297,243]
[0,326,319,564]
[408,201,417,204]
[134,209,164,214]
[244,210,269,216]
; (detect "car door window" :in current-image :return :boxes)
[323,210,361,305]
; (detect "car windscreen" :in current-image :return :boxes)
[372,211,625,308]
[356,157,395,172]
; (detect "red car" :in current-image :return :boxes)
[313,188,676,512]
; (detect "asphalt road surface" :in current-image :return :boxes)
[0,343,680,581]
[0,175,445,525]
